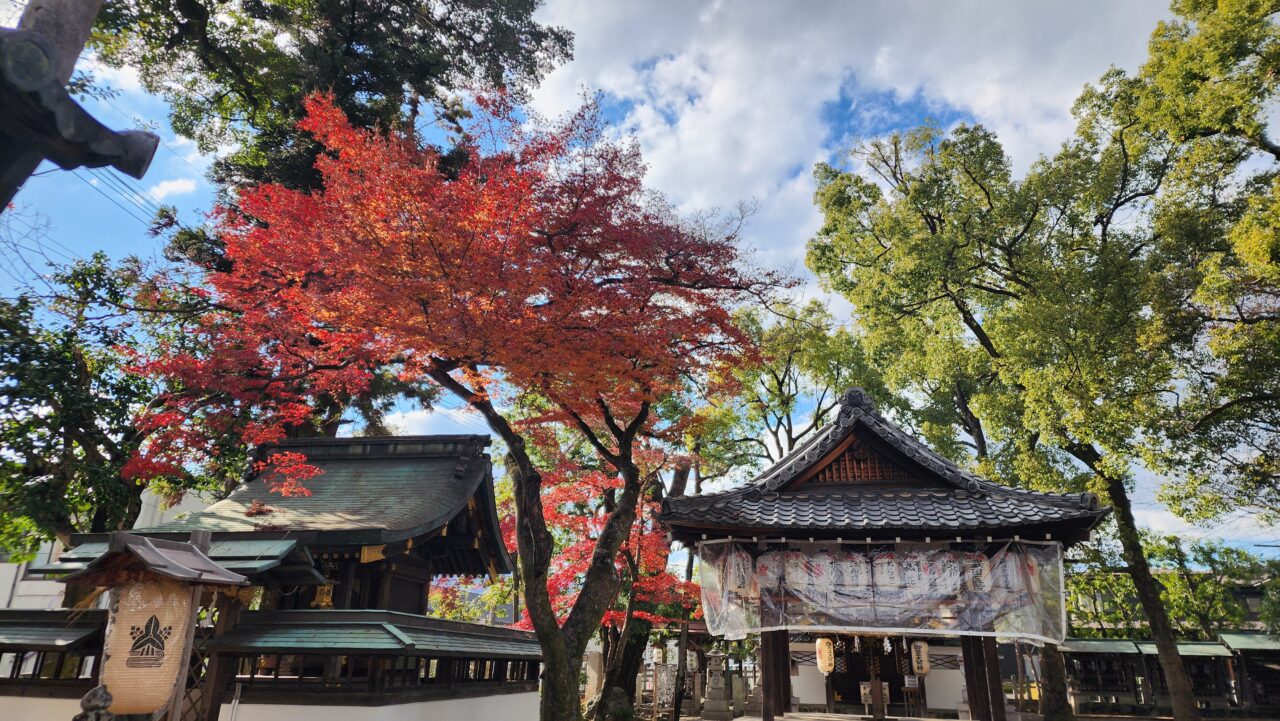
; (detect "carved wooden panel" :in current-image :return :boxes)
[809,435,914,484]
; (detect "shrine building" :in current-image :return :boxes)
[659,388,1111,721]
[0,435,541,721]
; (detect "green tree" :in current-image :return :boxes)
[0,254,240,556]
[806,82,1205,718]
[1127,0,1280,523]
[92,0,572,194]
[1149,535,1267,641]
[730,301,887,463]
[1069,532,1270,641]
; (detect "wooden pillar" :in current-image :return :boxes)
[199,592,244,721]
[760,632,777,721]
[963,636,993,721]
[775,630,793,714]
[824,671,835,713]
[982,637,1007,721]
[759,630,791,719]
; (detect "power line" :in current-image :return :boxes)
[72,172,152,228]
[87,167,164,220]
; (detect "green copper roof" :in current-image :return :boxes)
[133,437,492,542]
[1061,639,1140,654]
[1221,633,1280,652]
[0,610,106,651]
[1136,641,1232,657]
[29,539,300,577]
[210,610,541,659]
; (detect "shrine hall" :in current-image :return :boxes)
[659,388,1110,720]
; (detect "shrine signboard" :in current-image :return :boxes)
[697,540,1065,645]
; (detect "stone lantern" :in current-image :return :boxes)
[702,649,732,721]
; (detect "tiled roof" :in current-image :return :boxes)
[660,388,1108,539]
[662,485,1103,535]
[752,388,988,492]
[211,609,542,659]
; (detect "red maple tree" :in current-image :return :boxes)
[131,92,783,720]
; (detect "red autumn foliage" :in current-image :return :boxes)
[128,92,781,493]
[501,457,699,631]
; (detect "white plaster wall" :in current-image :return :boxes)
[133,488,214,529]
[0,695,83,720]
[222,691,540,721]
[0,562,20,608]
[1,542,67,610]
[792,663,827,705]
[925,668,965,712]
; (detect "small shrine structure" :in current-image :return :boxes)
[659,389,1110,720]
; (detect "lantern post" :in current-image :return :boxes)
[58,531,248,720]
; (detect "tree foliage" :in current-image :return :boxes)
[1069,533,1274,641]
[1129,0,1280,522]
[92,0,573,193]
[805,35,1209,720]
[0,255,237,556]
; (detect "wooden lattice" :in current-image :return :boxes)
[809,435,914,484]
[173,626,212,721]
[928,653,961,670]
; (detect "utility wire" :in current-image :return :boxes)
[72,172,152,228]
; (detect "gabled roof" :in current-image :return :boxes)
[660,388,1108,542]
[73,435,512,576]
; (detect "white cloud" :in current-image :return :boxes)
[533,0,1170,270]
[146,178,198,200]
[81,57,144,95]
[382,407,491,436]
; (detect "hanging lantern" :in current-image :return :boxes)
[101,580,194,714]
[883,636,893,654]
[910,640,930,675]
[816,637,836,675]
[59,532,247,716]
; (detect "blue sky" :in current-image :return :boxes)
[5,0,1276,552]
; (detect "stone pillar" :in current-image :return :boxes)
[584,649,605,705]
[701,650,733,721]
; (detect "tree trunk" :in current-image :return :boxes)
[594,616,650,721]
[669,551,695,721]
[1075,450,1201,721]
[1038,643,1074,721]
[428,370,652,721]
[1112,501,1200,720]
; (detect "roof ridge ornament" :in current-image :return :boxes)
[839,387,877,413]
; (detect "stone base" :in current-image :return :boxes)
[702,698,733,721]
